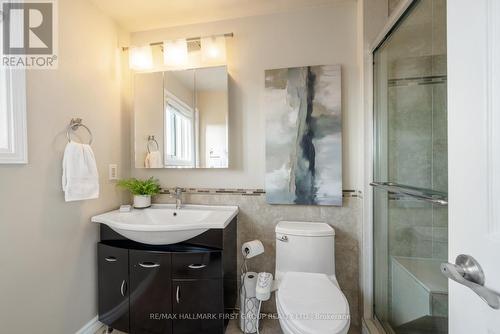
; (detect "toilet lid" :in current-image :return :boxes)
[277,272,350,334]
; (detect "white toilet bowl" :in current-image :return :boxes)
[275,272,350,334]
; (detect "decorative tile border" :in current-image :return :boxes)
[388,74,447,87]
[160,187,362,198]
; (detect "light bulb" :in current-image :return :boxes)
[129,45,153,71]
[201,36,226,64]
[163,39,188,67]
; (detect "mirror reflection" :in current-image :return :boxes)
[134,66,228,168]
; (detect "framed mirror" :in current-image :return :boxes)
[134,66,228,168]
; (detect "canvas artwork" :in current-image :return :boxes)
[265,64,342,206]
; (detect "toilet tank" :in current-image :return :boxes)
[275,221,335,282]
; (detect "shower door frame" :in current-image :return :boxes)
[361,1,420,333]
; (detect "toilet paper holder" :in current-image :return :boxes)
[242,240,264,259]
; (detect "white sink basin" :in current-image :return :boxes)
[91,204,238,245]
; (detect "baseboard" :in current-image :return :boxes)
[75,316,103,334]
[362,321,370,334]
[363,317,386,334]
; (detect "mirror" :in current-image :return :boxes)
[134,66,229,168]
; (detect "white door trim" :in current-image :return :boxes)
[485,0,500,238]
[0,68,27,164]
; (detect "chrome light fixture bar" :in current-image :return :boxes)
[121,32,234,52]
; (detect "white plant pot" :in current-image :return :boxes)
[133,195,151,209]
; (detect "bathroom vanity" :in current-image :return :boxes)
[93,205,238,334]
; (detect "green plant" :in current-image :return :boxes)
[117,177,161,196]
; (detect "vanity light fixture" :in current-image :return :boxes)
[163,39,189,67]
[201,36,226,64]
[129,45,153,71]
[123,33,232,70]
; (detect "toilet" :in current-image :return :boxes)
[275,221,350,334]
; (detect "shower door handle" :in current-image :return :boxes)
[441,254,500,309]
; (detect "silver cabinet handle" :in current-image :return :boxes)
[188,264,207,269]
[441,254,500,309]
[105,257,117,262]
[120,280,127,297]
[139,262,160,268]
[176,286,180,304]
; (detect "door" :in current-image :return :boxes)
[130,250,172,334]
[447,0,500,332]
[372,1,449,332]
[97,244,129,333]
[172,279,224,334]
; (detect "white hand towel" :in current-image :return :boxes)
[62,142,99,202]
[145,151,163,168]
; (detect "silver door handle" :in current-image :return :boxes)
[105,257,117,262]
[120,280,127,297]
[441,254,500,309]
[176,286,180,303]
[188,264,206,269]
[139,262,160,268]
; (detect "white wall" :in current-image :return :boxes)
[131,0,363,190]
[0,0,128,332]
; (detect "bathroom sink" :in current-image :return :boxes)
[91,204,238,245]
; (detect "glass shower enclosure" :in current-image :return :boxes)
[372,1,448,333]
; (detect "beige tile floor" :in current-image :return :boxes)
[96,319,360,334]
[226,318,283,334]
[95,318,282,334]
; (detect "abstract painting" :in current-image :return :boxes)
[265,65,342,206]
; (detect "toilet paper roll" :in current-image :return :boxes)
[241,271,258,298]
[241,240,264,259]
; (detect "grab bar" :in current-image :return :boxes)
[370,182,448,206]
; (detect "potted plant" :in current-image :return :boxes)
[117,177,161,208]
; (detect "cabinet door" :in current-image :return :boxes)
[130,250,172,334]
[98,243,129,333]
[172,279,224,334]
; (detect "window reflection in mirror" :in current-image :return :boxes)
[164,69,195,167]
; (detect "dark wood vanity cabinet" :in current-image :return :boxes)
[97,218,237,334]
[98,243,130,333]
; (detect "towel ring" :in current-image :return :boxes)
[67,118,93,145]
[147,135,159,153]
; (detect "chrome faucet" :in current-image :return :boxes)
[172,187,183,210]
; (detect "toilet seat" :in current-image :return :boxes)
[276,272,350,334]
